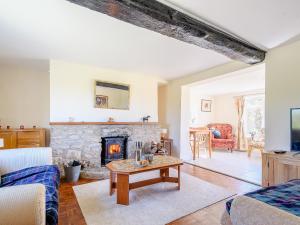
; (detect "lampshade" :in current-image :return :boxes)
[161,128,168,134]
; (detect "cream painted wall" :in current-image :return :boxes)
[213,94,238,134]
[158,85,167,128]
[166,61,250,157]
[265,40,300,151]
[50,60,163,122]
[0,60,50,128]
[190,93,214,127]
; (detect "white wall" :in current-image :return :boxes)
[214,94,237,134]
[265,39,300,151]
[158,85,167,128]
[50,60,164,122]
[0,59,50,128]
[189,92,214,127]
[180,86,191,159]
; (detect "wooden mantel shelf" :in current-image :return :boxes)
[49,122,159,126]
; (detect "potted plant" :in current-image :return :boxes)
[63,160,87,182]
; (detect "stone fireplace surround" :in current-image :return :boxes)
[50,122,161,179]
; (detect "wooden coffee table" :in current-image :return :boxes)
[106,155,183,205]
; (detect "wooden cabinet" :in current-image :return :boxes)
[262,152,300,187]
[0,128,46,150]
[161,138,173,156]
[0,131,17,149]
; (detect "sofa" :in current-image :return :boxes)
[207,123,235,151]
[221,179,300,225]
[0,147,60,225]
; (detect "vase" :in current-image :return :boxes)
[64,165,81,182]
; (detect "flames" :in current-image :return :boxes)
[109,144,121,154]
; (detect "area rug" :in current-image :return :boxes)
[73,169,235,225]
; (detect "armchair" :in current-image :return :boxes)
[207,123,235,152]
[0,147,55,225]
[0,183,46,225]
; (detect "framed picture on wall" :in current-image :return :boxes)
[95,95,108,108]
[201,99,212,112]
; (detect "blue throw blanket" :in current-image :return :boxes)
[0,165,60,225]
[226,179,300,217]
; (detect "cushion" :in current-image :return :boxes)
[0,165,60,225]
[212,129,222,138]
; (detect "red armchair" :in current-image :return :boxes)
[207,123,235,152]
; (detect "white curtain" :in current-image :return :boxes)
[235,96,247,150]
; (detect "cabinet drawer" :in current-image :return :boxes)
[18,131,41,139]
[17,131,43,147]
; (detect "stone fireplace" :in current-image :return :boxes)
[101,136,128,166]
[50,122,160,179]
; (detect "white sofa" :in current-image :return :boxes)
[221,195,300,225]
[0,147,53,225]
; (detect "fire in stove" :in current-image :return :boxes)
[109,144,121,154]
[101,136,128,166]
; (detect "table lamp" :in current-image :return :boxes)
[161,128,168,139]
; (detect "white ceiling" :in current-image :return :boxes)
[162,0,300,49]
[0,0,299,80]
[190,64,265,96]
[0,0,229,80]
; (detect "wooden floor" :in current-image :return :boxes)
[58,163,260,225]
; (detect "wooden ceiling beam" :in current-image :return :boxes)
[67,0,266,64]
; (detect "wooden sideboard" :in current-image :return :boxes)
[262,151,300,187]
[0,128,46,149]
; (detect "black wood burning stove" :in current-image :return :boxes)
[101,136,128,166]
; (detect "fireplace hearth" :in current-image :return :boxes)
[101,136,128,166]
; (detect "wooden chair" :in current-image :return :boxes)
[189,127,212,159]
[247,138,264,157]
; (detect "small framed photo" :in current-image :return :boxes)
[201,99,212,112]
[95,95,108,108]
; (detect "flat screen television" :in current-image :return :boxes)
[290,108,300,151]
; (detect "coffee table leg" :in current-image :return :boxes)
[160,168,169,178]
[117,173,129,205]
[110,172,115,196]
[177,165,181,190]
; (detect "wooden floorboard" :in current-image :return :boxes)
[58,163,260,225]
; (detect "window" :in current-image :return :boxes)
[243,95,265,139]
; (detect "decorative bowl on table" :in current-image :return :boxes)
[135,159,149,168]
[144,153,154,163]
